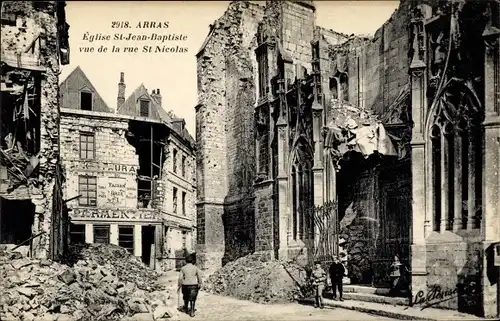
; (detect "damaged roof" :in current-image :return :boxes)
[324,99,399,160]
[169,115,196,150]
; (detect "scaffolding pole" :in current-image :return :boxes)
[150,125,154,202]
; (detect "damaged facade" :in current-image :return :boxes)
[59,67,196,271]
[196,0,500,317]
[0,1,70,260]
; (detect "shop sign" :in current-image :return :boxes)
[71,207,159,220]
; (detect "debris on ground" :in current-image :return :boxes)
[0,244,178,321]
[202,254,310,304]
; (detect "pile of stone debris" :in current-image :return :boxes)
[202,254,309,304]
[0,244,177,321]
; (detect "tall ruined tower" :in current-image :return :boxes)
[195,1,264,273]
[195,0,319,272]
[251,0,317,261]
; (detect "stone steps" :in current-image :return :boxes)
[343,292,409,306]
[344,285,409,296]
[325,285,410,306]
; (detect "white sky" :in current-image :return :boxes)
[60,1,399,135]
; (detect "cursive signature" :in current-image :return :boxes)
[413,285,458,310]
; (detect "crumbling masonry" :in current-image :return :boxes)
[196,0,500,318]
[0,1,70,259]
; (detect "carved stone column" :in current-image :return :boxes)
[481,7,500,318]
[276,121,289,260]
[312,102,324,258]
[276,74,290,259]
[409,3,431,302]
[311,41,325,261]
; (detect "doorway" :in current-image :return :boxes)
[141,225,155,266]
[0,198,35,245]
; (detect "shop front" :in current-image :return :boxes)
[69,207,164,269]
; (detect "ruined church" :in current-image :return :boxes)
[196,0,500,317]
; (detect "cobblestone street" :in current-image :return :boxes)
[176,291,396,320]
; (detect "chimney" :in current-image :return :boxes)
[117,72,125,109]
[152,88,162,107]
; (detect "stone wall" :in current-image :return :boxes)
[254,182,274,258]
[162,135,196,223]
[326,0,410,120]
[196,1,264,271]
[422,237,483,312]
[60,111,139,210]
[0,1,68,259]
[280,1,315,68]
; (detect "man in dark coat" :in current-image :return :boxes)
[329,256,345,301]
[178,253,202,317]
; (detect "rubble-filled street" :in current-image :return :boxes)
[0,244,177,321]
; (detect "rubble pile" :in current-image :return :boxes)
[0,244,177,321]
[339,224,373,284]
[202,254,308,304]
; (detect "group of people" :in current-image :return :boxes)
[311,254,408,308]
[310,255,346,309]
[178,252,409,315]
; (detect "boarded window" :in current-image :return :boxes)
[70,223,86,244]
[93,225,110,244]
[182,191,186,215]
[79,132,95,159]
[118,225,134,254]
[182,231,187,249]
[79,176,97,206]
[1,13,17,26]
[140,100,150,117]
[80,92,93,111]
[173,187,178,213]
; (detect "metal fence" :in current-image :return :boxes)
[312,199,339,263]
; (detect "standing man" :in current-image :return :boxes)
[329,256,345,301]
[178,253,202,317]
[310,261,327,308]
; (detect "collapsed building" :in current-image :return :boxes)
[0,1,70,259]
[196,0,500,318]
[59,67,197,271]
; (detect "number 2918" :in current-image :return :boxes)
[112,21,130,28]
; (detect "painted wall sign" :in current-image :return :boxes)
[76,161,138,174]
[71,207,159,220]
[108,177,127,207]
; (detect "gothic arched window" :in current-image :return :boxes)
[330,77,339,100]
[339,72,349,102]
[291,140,314,241]
[428,80,483,232]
